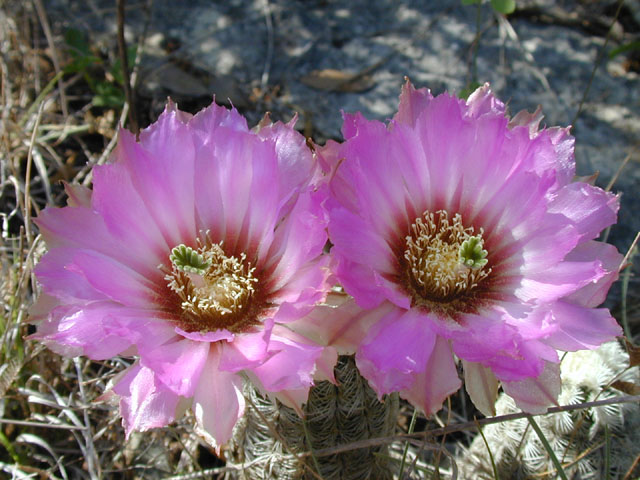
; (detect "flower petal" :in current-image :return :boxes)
[400,335,461,415]
[113,364,182,436]
[501,360,561,413]
[140,337,210,397]
[463,360,500,417]
[543,301,621,351]
[357,309,436,395]
[192,345,245,450]
[563,241,622,307]
[249,325,323,391]
[548,183,619,241]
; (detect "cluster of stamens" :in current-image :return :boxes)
[402,210,491,310]
[164,239,259,333]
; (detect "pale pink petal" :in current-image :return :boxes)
[400,336,461,415]
[249,326,323,391]
[35,205,162,280]
[123,107,197,245]
[501,361,561,413]
[313,345,339,384]
[114,364,182,436]
[218,320,273,372]
[393,79,433,127]
[564,241,623,307]
[188,100,248,135]
[175,327,234,343]
[92,163,169,266]
[192,346,245,450]
[271,388,309,415]
[548,183,619,241]
[270,255,332,324]
[542,301,621,351]
[34,248,108,302]
[63,249,159,308]
[285,295,397,355]
[262,187,328,291]
[257,117,317,203]
[29,301,134,360]
[357,309,436,395]
[140,337,210,397]
[517,258,606,303]
[465,83,506,119]
[333,258,409,310]
[63,182,92,207]
[463,360,500,417]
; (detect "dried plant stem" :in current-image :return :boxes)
[32,0,68,118]
[117,0,138,135]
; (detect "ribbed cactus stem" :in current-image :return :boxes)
[229,356,399,480]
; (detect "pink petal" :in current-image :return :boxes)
[393,79,434,127]
[123,107,197,246]
[140,337,210,397]
[548,182,619,241]
[400,335,461,415]
[113,364,181,436]
[63,249,159,308]
[218,321,273,372]
[35,248,108,303]
[517,257,607,303]
[204,127,279,256]
[35,205,162,281]
[271,388,309,415]
[333,258,409,310]
[256,117,317,202]
[262,187,328,292]
[564,241,623,307]
[465,83,506,119]
[29,301,135,360]
[192,345,245,450]
[188,101,249,135]
[542,301,621,351]
[357,309,436,395]
[175,327,234,343]
[249,326,323,391]
[92,163,169,266]
[286,295,397,355]
[63,182,92,207]
[270,254,332,324]
[501,361,561,413]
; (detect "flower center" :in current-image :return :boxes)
[165,242,260,333]
[402,210,491,314]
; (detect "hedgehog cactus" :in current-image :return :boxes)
[228,356,399,480]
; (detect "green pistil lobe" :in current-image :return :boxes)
[459,235,488,269]
[170,244,210,275]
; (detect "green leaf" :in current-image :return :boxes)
[609,40,640,59]
[64,28,90,57]
[462,0,482,4]
[170,244,211,275]
[92,82,125,108]
[490,0,516,14]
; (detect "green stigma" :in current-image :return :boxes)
[170,244,211,275]
[458,235,488,269]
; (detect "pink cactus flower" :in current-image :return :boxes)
[323,81,623,416]
[31,102,335,449]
